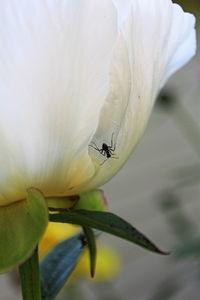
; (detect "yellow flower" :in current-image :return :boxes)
[74,245,121,281]
[39,222,121,281]
[39,222,81,260]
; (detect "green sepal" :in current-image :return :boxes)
[73,190,108,212]
[47,195,79,210]
[82,226,97,278]
[0,188,48,273]
[49,210,169,255]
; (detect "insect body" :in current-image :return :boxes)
[89,133,118,165]
[102,143,112,158]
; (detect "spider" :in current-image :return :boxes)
[89,133,118,165]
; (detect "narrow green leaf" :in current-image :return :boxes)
[0,188,48,273]
[50,210,169,255]
[82,226,97,278]
[40,233,86,300]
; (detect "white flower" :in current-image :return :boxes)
[0,0,196,205]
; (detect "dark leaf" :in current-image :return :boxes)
[50,210,169,255]
[40,233,86,300]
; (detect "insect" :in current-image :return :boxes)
[89,133,118,165]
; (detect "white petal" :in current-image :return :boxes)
[112,0,132,24]
[85,0,196,190]
[0,0,118,203]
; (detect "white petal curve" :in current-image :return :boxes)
[0,0,118,204]
[85,0,196,190]
[160,3,196,85]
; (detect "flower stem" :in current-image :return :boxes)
[19,247,41,300]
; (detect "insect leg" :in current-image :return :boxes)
[100,158,108,166]
[89,143,100,151]
[111,132,114,149]
[111,132,117,151]
[111,156,119,159]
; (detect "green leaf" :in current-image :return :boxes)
[40,233,86,300]
[0,188,48,273]
[50,210,169,255]
[82,226,97,277]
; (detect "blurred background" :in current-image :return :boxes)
[0,0,199,299]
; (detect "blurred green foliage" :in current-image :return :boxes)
[152,62,200,299]
[173,0,200,14]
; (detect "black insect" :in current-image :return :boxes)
[89,133,118,165]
